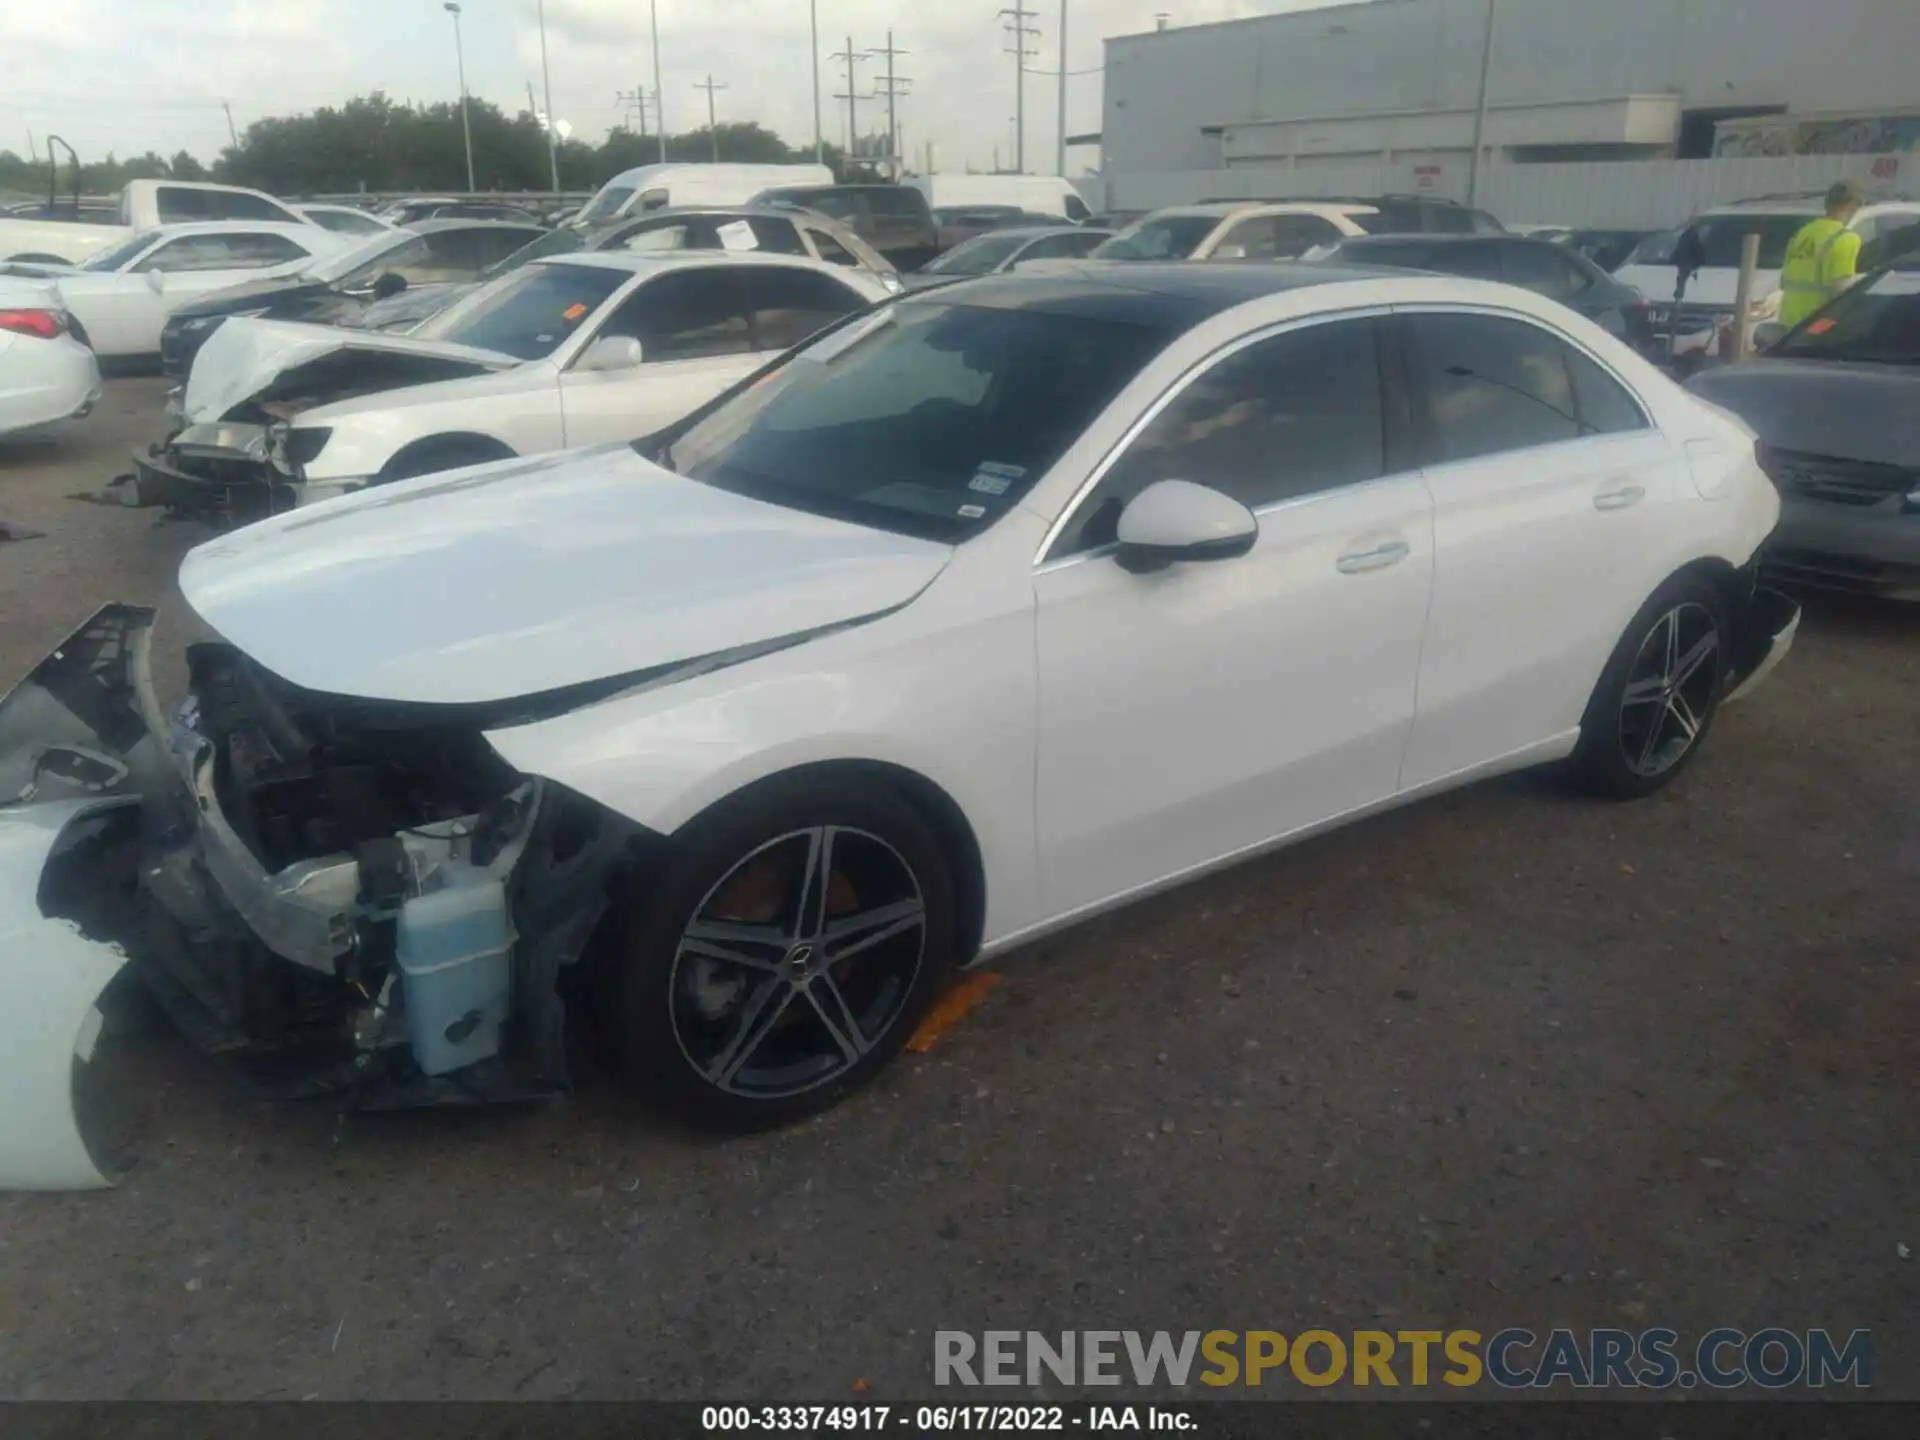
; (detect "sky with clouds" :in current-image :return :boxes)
[1,0,1349,177]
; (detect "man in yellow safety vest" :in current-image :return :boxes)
[1778,182,1866,328]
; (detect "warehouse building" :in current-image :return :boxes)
[1097,0,1920,225]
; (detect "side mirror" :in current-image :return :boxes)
[1751,321,1788,353]
[371,271,408,300]
[145,268,167,293]
[575,335,644,373]
[1114,480,1258,574]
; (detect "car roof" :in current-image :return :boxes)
[535,249,848,276]
[1153,200,1379,219]
[965,226,1095,241]
[405,217,548,233]
[899,260,1391,327]
[140,220,344,239]
[1338,233,1511,248]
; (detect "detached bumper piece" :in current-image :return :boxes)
[132,422,289,526]
[1724,584,1800,707]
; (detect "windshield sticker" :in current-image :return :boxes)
[957,504,988,519]
[1805,317,1838,334]
[716,220,760,252]
[968,461,1025,495]
[562,302,590,321]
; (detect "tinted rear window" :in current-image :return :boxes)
[866,188,929,219]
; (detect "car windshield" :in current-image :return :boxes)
[308,229,417,285]
[80,229,161,271]
[1092,215,1220,261]
[479,226,584,281]
[413,261,629,360]
[921,232,1031,276]
[653,298,1176,543]
[1625,228,1682,265]
[1773,267,1920,364]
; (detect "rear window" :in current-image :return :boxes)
[867,188,930,219]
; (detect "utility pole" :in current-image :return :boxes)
[616,86,653,142]
[536,0,560,191]
[221,100,238,148]
[999,6,1039,174]
[1466,0,1500,209]
[810,0,824,163]
[1056,0,1068,177]
[445,3,475,192]
[831,37,869,163]
[866,32,912,180]
[693,76,729,162]
[650,0,667,163]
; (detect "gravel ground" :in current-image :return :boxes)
[0,382,1914,1401]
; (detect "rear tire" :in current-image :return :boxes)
[1568,574,1730,799]
[614,773,958,1132]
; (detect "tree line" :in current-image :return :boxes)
[0,92,871,200]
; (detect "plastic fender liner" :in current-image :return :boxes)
[0,798,138,1191]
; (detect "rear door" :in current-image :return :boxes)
[122,231,316,354]
[556,267,756,446]
[1393,307,1688,788]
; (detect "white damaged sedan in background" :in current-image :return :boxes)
[0,263,1800,1188]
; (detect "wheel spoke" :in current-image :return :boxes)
[1667,691,1700,742]
[804,973,868,1064]
[680,921,789,974]
[1636,703,1669,770]
[823,898,925,963]
[1621,675,1668,708]
[709,979,797,1086]
[1661,610,1680,682]
[1670,631,1719,693]
[791,826,837,943]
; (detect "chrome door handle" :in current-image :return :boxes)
[1593,484,1646,511]
[1336,540,1411,574]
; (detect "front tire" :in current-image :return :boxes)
[615,774,957,1131]
[1568,574,1730,799]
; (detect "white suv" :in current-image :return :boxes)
[1091,202,1383,262]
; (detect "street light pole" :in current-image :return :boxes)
[811,0,824,164]
[1466,0,1499,209]
[445,3,475,192]
[651,0,667,163]
[536,0,560,191]
[1056,0,1067,177]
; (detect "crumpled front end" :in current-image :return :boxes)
[0,607,639,1189]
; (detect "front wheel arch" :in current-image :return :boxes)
[373,432,515,484]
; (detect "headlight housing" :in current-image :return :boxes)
[268,426,332,477]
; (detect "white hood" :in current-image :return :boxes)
[183,316,519,425]
[179,444,953,705]
[1614,263,1783,308]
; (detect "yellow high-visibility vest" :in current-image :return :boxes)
[1779,217,1862,327]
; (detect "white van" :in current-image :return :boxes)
[573,164,835,225]
[908,174,1093,223]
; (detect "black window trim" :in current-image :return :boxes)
[1387,303,1654,470]
[1036,304,1408,569]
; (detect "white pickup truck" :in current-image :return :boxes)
[0,180,310,265]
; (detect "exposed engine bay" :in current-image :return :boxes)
[10,606,637,1118]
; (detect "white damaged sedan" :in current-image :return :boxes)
[0,263,1798,1186]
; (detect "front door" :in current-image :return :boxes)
[1033,315,1435,920]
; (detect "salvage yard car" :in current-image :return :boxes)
[137,250,889,520]
[1688,259,1920,600]
[1,263,1799,1188]
[0,277,102,439]
[6,221,348,362]
[0,178,314,265]
[159,219,549,379]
